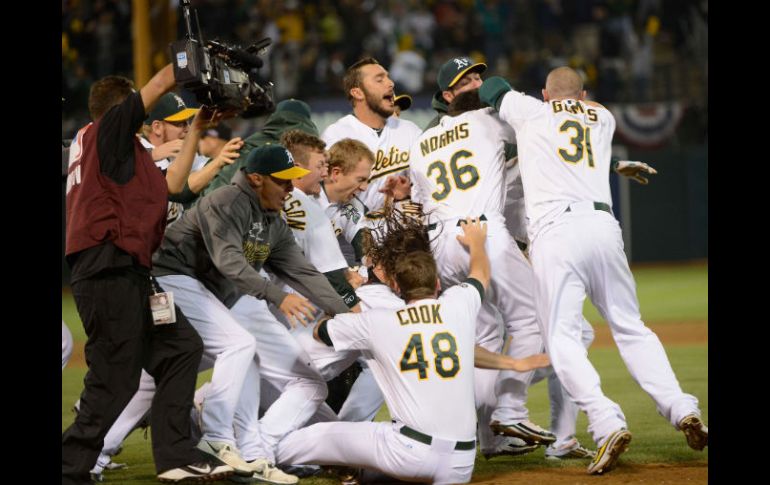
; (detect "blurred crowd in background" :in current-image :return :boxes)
[62,0,707,138]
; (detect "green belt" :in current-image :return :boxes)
[399,425,476,451]
[565,202,612,214]
[426,214,487,232]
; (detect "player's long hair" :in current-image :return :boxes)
[363,207,441,286]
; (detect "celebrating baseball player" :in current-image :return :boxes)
[322,58,422,214]
[479,66,708,475]
[274,215,548,483]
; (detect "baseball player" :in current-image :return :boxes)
[151,144,354,483]
[409,88,557,454]
[322,58,422,213]
[314,138,376,264]
[479,67,708,475]
[139,93,198,224]
[275,218,549,484]
[279,130,361,310]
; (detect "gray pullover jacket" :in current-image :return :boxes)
[152,170,350,314]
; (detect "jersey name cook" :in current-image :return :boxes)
[396,304,444,326]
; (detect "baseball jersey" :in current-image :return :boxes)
[322,114,422,211]
[497,92,616,240]
[283,187,348,273]
[139,136,184,224]
[327,282,482,441]
[314,187,368,244]
[409,108,516,223]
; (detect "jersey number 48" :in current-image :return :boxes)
[400,331,460,379]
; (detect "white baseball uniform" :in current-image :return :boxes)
[276,281,483,484]
[495,90,701,445]
[409,108,544,432]
[283,187,349,273]
[322,114,422,212]
[62,320,74,371]
[139,137,185,224]
[501,158,598,451]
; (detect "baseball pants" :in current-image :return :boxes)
[62,270,203,483]
[62,320,74,371]
[530,205,701,445]
[431,216,543,423]
[276,421,476,484]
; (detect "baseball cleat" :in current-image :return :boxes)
[157,460,234,483]
[544,438,596,460]
[482,435,539,459]
[679,414,708,451]
[196,440,253,476]
[490,420,557,445]
[228,458,299,484]
[586,429,632,475]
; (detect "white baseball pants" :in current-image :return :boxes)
[276,421,476,484]
[530,205,700,445]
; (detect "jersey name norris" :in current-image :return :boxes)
[397,304,444,326]
[551,100,598,122]
[420,122,470,157]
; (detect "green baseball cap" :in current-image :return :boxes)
[394,94,412,111]
[145,93,198,124]
[245,144,310,180]
[437,56,487,91]
[275,99,312,118]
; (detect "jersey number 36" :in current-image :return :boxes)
[400,331,460,379]
[427,150,480,201]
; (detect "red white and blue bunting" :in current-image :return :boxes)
[608,102,684,148]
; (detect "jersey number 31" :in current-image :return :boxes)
[400,331,460,379]
[558,120,595,167]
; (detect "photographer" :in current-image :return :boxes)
[62,64,232,484]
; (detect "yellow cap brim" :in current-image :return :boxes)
[271,166,311,180]
[394,94,412,110]
[447,63,487,89]
[164,108,199,122]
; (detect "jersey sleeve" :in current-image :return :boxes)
[321,122,345,148]
[327,312,371,351]
[498,90,544,128]
[440,281,483,326]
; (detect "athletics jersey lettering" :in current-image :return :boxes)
[551,100,598,122]
[396,304,444,325]
[371,146,411,181]
[283,197,307,230]
[419,122,470,157]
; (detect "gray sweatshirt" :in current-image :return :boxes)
[152,170,350,314]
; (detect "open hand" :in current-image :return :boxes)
[279,293,318,328]
[615,161,657,185]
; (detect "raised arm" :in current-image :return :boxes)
[140,64,176,114]
[456,217,490,291]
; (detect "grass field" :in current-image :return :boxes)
[61,262,708,484]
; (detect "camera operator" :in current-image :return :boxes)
[62,64,233,484]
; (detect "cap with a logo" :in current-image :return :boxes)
[437,57,487,91]
[145,93,199,124]
[245,144,310,180]
[394,94,412,111]
[202,122,233,141]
